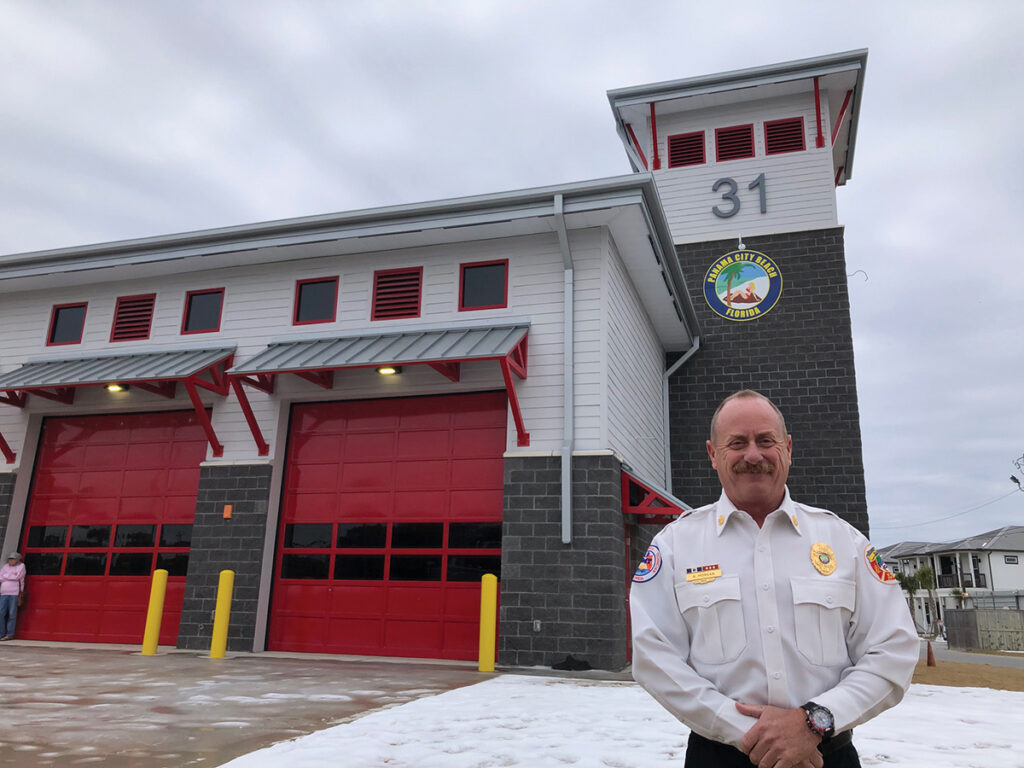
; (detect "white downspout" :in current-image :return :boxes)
[554,194,574,544]
[662,336,700,495]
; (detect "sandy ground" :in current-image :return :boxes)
[912,657,1024,691]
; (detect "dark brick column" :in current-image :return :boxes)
[670,228,868,533]
[177,464,272,651]
[0,473,15,546]
[499,454,627,671]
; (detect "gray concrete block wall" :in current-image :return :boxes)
[670,228,868,534]
[0,473,15,550]
[177,464,272,651]
[500,454,628,671]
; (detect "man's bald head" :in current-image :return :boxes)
[709,390,788,442]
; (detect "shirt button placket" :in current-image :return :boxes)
[754,520,787,704]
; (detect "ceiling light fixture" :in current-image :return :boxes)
[106,383,129,392]
[376,366,402,376]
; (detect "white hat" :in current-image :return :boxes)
[7,552,20,559]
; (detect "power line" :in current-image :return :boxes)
[872,489,1020,530]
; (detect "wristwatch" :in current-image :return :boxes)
[800,701,835,740]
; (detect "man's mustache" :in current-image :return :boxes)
[732,461,773,475]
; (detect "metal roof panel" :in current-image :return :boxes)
[0,348,235,389]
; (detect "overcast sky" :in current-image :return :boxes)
[1,1,1022,547]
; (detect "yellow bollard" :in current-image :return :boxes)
[478,573,498,673]
[141,569,169,655]
[209,569,235,659]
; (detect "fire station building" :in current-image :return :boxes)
[0,51,870,670]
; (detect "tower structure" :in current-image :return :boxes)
[609,50,872,531]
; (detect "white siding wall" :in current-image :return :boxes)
[988,552,1024,590]
[646,92,838,244]
[0,231,595,465]
[604,236,666,482]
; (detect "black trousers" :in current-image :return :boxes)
[684,731,860,768]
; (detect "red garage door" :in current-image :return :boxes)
[18,411,208,644]
[268,391,506,660]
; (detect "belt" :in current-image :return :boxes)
[819,729,853,755]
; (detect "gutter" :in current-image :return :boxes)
[554,194,575,544]
[662,337,700,494]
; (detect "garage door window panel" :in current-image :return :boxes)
[66,553,108,576]
[281,554,331,580]
[447,555,502,582]
[335,555,386,580]
[110,552,154,576]
[25,552,64,575]
[156,552,189,576]
[448,522,501,548]
[70,525,111,548]
[391,523,444,548]
[337,523,387,548]
[285,523,332,548]
[114,524,156,547]
[28,525,67,548]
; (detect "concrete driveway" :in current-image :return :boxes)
[0,641,489,767]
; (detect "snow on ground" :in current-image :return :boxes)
[221,675,1024,767]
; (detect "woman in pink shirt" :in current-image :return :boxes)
[0,552,26,640]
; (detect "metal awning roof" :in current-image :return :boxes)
[230,324,529,375]
[0,347,236,464]
[0,347,235,390]
[227,324,531,458]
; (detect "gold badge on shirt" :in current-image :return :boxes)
[686,564,722,584]
[810,542,836,575]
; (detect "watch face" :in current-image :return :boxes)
[810,709,832,729]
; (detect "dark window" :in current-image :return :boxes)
[110,552,153,576]
[47,303,87,345]
[459,261,508,310]
[715,124,755,162]
[447,555,502,582]
[294,278,338,324]
[337,523,388,548]
[448,522,501,549]
[280,553,330,579]
[284,523,332,548]
[764,117,806,155]
[667,132,705,168]
[70,525,111,548]
[27,525,67,548]
[111,294,156,342]
[114,524,156,548]
[334,554,386,580]
[389,555,442,581]
[182,289,224,334]
[1006,555,1019,565]
[160,524,193,548]
[372,268,422,320]
[156,552,190,577]
[25,552,64,575]
[391,523,444,549]
[66,552,108,575]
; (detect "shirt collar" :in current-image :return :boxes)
[714,487,802,536]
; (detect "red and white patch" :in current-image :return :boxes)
[864,545,897,584]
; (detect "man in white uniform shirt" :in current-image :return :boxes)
[630,390,917,768]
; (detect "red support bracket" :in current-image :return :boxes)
[32,388,76,405]
[0,431,15,464]
[621,473,689,526]
[625,123,649,170]
[295,369,334,389]
[834,166,844,187]
[190,356,233,396]
[428,361,461,382]
[230,377,270,457]
[499,357,529,447]
[649,103,661,170]
[507,335,528,379]
[184,380,224,458]
[831,89,853,147]
[0,391,27,408]
[134,381,177,399]
[813,76,825,148]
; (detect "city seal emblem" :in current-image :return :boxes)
[703,249,783,322]
[633,545,662,583]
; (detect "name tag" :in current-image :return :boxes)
[686,564,722,584]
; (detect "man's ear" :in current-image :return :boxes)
[706,439,718,469]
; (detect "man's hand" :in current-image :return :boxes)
[735,703,822,768]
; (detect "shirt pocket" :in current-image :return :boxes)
[790,577,856,666]
[674,575,746,664]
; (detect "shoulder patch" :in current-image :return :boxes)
[633,545,662,583]
[864,545,897,584]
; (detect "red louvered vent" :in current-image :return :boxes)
[667,132,705,168]
[372,268,422,320]
[715,124,755,162]
[110,294,156,341]
[765,117,806,155]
